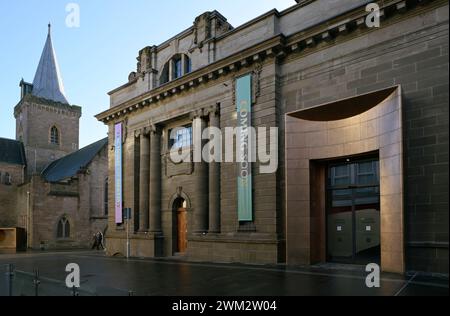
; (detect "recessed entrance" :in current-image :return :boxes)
[286,86,405,273]
[327,157,381,265]
[174,198,188,254]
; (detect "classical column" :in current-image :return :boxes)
[149,125,162,233]
[127,132,139,232]
[192,111,209,233]
[208,105,221,233]
[138,129,150,232]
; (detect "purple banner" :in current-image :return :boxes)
[115,123,123,224]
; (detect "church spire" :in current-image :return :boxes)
[32,24,69,104]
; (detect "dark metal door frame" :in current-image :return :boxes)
[326,157,381,264]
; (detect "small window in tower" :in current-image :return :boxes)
[50,126,60,145]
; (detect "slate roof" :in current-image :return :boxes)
[0,138,27,166]
[32,24,69,104]
[41,138,108,182]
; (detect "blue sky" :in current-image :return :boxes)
[0,0,294,147]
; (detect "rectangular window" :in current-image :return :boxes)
[356,161,379,186]
[185,58,192,74]
[174,58,182,79]
[331,164,351,186]
[169,125,192,150]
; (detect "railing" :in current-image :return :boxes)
[1,264,135,296]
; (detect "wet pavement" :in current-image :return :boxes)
[0,250,448,296]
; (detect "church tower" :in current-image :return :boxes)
[14,24,82,175]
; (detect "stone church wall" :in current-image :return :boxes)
[0,162,24,227]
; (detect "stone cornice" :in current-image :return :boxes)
[96,0,442,124]
[285,0,416,51]
[96,35,285,123]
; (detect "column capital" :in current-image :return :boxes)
[189,108,206,120]
[149,124,162,136]
[205,103,220,117]
[134,129,142,138]
[135,127,152,137]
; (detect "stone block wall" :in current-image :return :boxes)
[106,60,281,264]
[15,99,81,174]
[0,163,24,227]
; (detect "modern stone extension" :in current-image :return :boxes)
[96,0,449,274]
[286,87,405,273]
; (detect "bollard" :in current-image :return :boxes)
[33,269,41,297]
[5,264,14,297]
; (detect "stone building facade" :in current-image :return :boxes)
[0,26,108,250]
[0,139,26,228]
[96,0,448,274]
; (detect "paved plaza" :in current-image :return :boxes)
[0,251,447,296]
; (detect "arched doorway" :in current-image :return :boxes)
[173,198,188,254]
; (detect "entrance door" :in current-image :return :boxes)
[177,208,188,253]
[327,158,381,264]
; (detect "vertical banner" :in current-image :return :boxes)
[236,74,253,222]
[115,123,123,224]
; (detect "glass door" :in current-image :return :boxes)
[327,158,381,264]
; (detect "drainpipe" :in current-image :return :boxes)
[27,191,30,249]
[34,149,37,174]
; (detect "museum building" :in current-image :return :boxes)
[96,0,449,274]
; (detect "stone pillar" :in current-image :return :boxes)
[192,111,209,233]
[138,129,150,232]
[126,132,139,232]
[208,105,221,233]
[181,54,186,76]
[149,125,162,233]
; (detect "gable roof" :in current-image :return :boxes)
[41,138,108,182]
[0,138,27,166]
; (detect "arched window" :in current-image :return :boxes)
[160,63,170,85]
[57,217,70,239]
[104,178,109,216]
[50,126,60,145]
[159,54,192,86]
